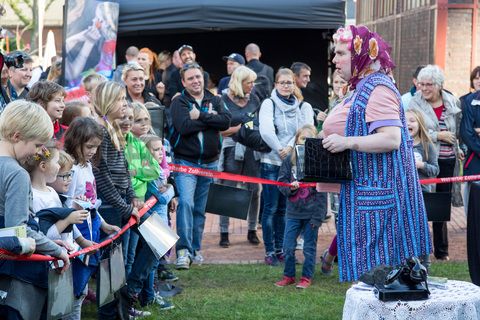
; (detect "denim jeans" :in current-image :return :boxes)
[175,158,217,256]
[283,218,319,279]
[126,212,160,295]
[122,229,139,276]
[260,163,286,254]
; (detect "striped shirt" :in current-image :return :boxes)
[435,106,456,159]
[93,128,135,221]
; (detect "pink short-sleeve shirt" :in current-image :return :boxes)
[323,85,401,138]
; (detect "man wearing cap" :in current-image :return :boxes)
[164,45,209,108]
[5,51,32,103]
[169,63,230,270]
[218,53,245,93]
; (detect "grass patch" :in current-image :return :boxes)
[82,261,471,319]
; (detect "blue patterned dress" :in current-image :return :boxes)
[338,73,432,282]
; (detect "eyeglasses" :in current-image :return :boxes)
[57,171,73,181]
[276,81,294,87]
[181,63,201,72]
[418,82,435,88]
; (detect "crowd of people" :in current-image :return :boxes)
[0,23,476,319]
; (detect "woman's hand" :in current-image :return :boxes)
[322,134,349,153]
[156,82,165,96]
[415,160,425,169]
[437,131,456,144]
[458,149,465,161]
[279,146,293,159]
[290,181,300,191]
[317,110,328,122]
[221,124,241,137]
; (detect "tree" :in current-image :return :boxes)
[5,0,56,53]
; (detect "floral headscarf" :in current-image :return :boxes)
[334,25,395,89]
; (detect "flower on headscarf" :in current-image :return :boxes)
[354,35,363,55]
[353,67,358,77]
[368,38,378,60]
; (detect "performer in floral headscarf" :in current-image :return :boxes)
[320,25,432,282]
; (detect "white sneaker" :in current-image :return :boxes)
[153,293,175,310]
[129,307,151,318]
[296,238,304,250]
[175,249,191,270]
[192,250,204,265]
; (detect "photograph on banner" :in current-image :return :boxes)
[63,0,119,99]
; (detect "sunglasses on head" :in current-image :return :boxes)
[181,63,201,71]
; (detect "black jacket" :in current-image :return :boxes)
[460,90,480,175]
[170,89,231,164]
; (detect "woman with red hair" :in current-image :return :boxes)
[138,48,165,102]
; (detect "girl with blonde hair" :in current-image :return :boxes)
[94,81,161,317]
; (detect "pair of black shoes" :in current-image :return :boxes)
[219,230,261,248]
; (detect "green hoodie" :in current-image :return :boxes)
[124,132,161,199]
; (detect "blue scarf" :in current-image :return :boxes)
[275,90,296,105]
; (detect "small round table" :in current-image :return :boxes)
[342,280,480,320]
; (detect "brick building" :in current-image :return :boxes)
[356,0,480,97]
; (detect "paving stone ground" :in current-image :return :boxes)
[171,205,467,265]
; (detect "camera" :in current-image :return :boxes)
[4,51,30,69]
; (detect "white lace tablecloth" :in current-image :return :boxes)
[342,280,480,320]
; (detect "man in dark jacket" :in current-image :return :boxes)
[164,45,209,107]
[245,43,274,101]
[170,63,231,270]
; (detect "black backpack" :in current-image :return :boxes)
[252,65,273,102]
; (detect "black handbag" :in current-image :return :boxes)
[205,183,253,220]
[299,138,352,182]
[232,118,271,153]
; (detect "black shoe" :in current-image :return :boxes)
[247,230,260,245]
[156,283,183,297]
[159,270,179,282]
[219,233,230,248]
[118,286,134,320]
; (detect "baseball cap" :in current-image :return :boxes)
[222,53,245,65]
[178,44,194,55]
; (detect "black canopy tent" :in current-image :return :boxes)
[115,0,345,108]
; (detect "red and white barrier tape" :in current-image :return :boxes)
[2,197,157,262]
[4,166,479,261]
[169,163,480,186]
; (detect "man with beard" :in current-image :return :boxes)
[164,45,209,107]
